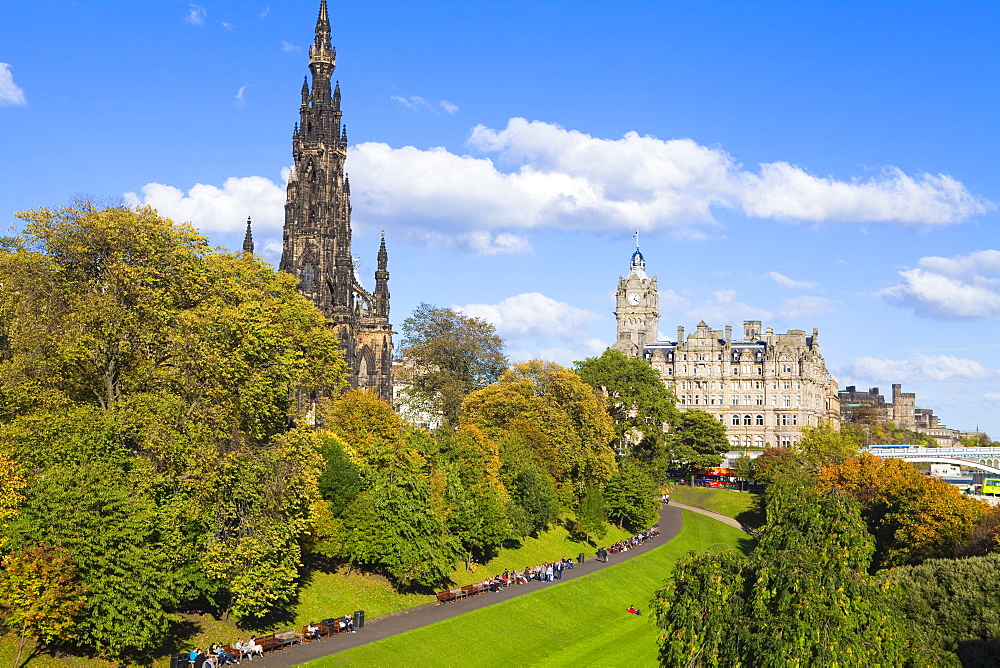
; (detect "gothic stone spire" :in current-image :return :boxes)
[242,216,254,254]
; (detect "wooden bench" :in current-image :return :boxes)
[436,590,457,604]
[274,630,301,649]
[257,634,281,653]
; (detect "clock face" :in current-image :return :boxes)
[627,292,641,306]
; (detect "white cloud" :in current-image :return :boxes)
[878,250,1000,318]
[220,21,234,31]
[843,354,998,383]
[985,392,1000,403]
[391,95,459,115]
[777,295,836,319]
[125,117,992,257]
[184,4,206,25]
[280,41,300,53]
[124,174,287,234]
[258,6,271,19]
[766,271,817,289]
[457,292,602,340]
[686,290,771,324]
[0,63,26,106]
[235,84,250,109]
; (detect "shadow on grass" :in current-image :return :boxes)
[735,493,766,531]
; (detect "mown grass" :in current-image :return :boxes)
[306,512,749,667]
[669,485,760,520]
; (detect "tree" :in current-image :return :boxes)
[0,544,88,668]
[666,409,729,474]
[0,453,25,549]
[604,458,659,531]
[462,361,617,497]
[574,348,677,459]
[0,203,347,654]
[575,487,608,543]
[886,553,1000,666]
[652,549,749,667]
[6,463,180,658]
[398,303,507,429]
[652,483,913,666]
[818,454,986,570]
[794,421,860,471]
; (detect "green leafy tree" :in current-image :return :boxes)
[575,487,608,543]
[794,421,860,471]
[886,553,1000,666]
[652,549,749,667]
[398,303,507,429]
[7,463,179,659]
[462,361,617,497]
[0,203,346,653]
[1,544,88,668]
[506,464,560,537]
[652,483,913,666]
[574,348,677,460]
[604,458,659,531]
[667,409,729,474]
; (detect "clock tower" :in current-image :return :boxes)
[612,237,659,358]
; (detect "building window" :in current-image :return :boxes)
[743,394,751,405]
[756,396,764,406]
[731,396,739,405]
[755,414,764,426]
[781,436,792,447]
[783,396,791,408]
[743,414,752,425]
[732,414,740,426]
[732,367,739,376]
[731,382,739,391]
[782,364,792,373]
[783,381,792,390]
[772,381,778,390]
[754,435,764,448]
[742,365,752,374]
[792,414,798,426]
[667,368,672,376]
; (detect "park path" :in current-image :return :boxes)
[247,502,740,666]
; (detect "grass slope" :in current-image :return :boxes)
[293,520,639,625]
[308,512,748,667]
[669,485,758,520]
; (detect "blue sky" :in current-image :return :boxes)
[2,0,998,437]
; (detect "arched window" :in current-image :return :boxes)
[743,414,752,425]
[755,414,764,426]
[731,414,740,426]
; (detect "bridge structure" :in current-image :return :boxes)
[863,445,1000,475]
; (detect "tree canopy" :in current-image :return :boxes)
[398,303,507,429]
[574,348,677,459]
[0,203,345,659]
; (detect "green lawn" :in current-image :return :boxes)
[306,511,748,667]
[668,485,760,521]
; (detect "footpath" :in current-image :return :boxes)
[250,502,736,666]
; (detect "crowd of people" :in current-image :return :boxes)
[443,524,662,601]
[606,526,659,555]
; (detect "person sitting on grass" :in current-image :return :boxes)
[627,605,641,615]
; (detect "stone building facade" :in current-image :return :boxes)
[838,384,916,429]
[613,245,840,450]
[279,1,393,401]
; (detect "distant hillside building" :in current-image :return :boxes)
[278,1,393,401]
[612,243,840,450]
[838,384,915,429]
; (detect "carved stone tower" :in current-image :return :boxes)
[612,235,659,358]
[280,0,393,401]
